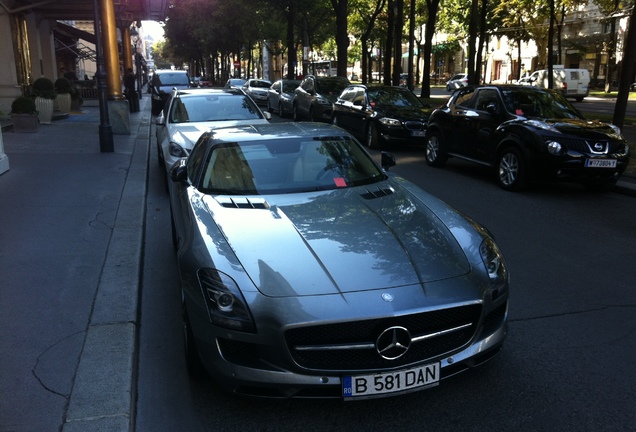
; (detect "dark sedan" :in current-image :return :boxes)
[425,85,631,191]
[332,85,433,149]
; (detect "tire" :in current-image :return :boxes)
[496,147,528,191]
[332,115,338,126]
[366,122,380,149]
[182,303,207,379]
[157,142,165,167]
[292,104,300,122]
[575,96,584,102]
[151,99,162,116]
[425,130,448,167]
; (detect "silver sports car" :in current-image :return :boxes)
[169,122,509,399]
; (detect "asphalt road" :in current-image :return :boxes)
[136,112,636,431]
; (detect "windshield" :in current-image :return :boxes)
[250,80,271,88]
[283,81,301,93]
[200,137,386,194]
[169,94,263,123]
[501,88,584,119]
[316,79,349,96]
[367,88,422,107]
[156,72,189,86]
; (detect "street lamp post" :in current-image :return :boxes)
[92,0,114,152]
[130,27,143,100]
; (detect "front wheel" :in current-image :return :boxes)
[182,303,207,379]
[425,130,447,167]
[366,122,380,149]
[292,104,300,122]
[497,147,528,191]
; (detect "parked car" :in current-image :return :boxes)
[519,67,590,101]
[168,121,509,398]
[446,73,468,91]
[425,85,631,191]
[293,75,350,122]
[332,84,433,149]
[266,79,301,117]
[155,88,270,174]
[224,78,247,89]
[241,78,272,106]
[149,69,191,115]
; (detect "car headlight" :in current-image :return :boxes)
[152,93,162,101]
[317,97,331,105]
[479,237,509,298]
[609,124,622,137]
[198,269,256,333]
[546,140,564,155]
[169,142,189,158]
[379,117,402,127]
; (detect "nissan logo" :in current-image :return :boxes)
[376,326,412,360]
[594,142,605,151]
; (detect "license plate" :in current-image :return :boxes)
[411,130,426,137]
[343,363,440,398]
[586,159,617,168]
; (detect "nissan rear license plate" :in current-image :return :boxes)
[586,159,617,168]
[343,363,440,398]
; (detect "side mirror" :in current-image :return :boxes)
[486,103,499,115]
[155,113,166,126]
[381,152,396,170]
[263,111,272,120]
[169,158,188,183]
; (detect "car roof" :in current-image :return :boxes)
[173,87,245,97]
[203,122,352,144]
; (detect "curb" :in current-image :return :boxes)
[62,108,150,432]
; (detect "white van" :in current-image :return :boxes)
[520,66,590,101]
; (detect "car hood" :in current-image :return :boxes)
[374,105,432,122]
[203,184,470,297]
[521,118,622,139]
[170,119,269,149]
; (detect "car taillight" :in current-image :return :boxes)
[561,82,567,90]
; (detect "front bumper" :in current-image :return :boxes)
[189,291,509,399]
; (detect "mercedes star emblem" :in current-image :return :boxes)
[376,326,412,360]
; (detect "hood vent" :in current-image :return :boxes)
[361,186,395,200]
[215,197,270,209]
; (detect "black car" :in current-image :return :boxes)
[425,85,631,191]
[332,84,433,149]
[149,69,191,115]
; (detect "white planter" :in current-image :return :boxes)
[56,93,71,114]
[35,97,54,124]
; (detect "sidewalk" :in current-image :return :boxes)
[0,98,150,432]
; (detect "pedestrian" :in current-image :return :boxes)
[124,68,139,113]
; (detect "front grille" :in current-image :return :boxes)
[285,304,482,371]
[404,121,425,130]
[557,138,623,154]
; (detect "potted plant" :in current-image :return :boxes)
[54,77,73,114]
[32,77,56,124]
[10,95,39,133]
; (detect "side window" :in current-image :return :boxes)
[339,87,355,102]
[473,89,500,112]
[352,89,365,105]
[454,88,476,108]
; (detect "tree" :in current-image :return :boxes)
[420,0,442,98]
[331,0,350,76]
